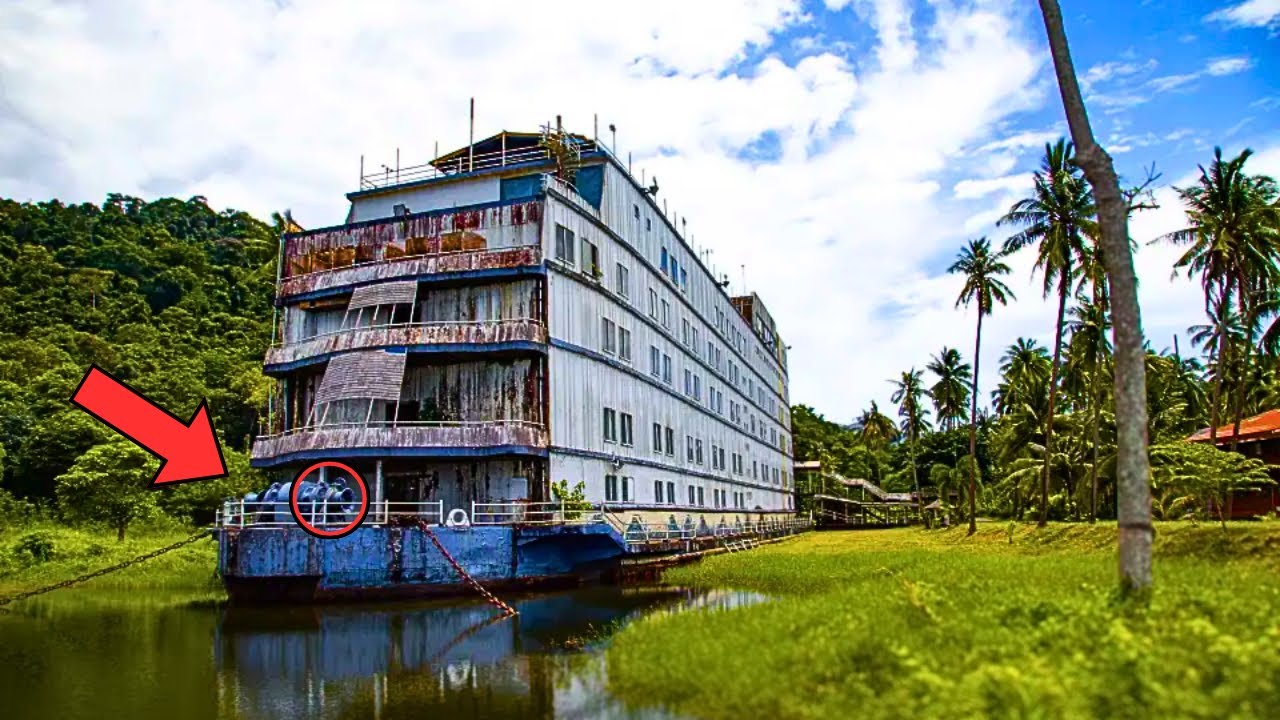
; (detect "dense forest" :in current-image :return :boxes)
[0,194,281,535]
[796,143,1280,527]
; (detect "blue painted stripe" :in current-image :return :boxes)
[548,337,793,461]
[264,340,547,374]
[278,265,546,306]
[249,444,549,469]
[550,445,789,493]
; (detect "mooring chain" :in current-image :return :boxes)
[414,519,518,617]
[0,531,212,608]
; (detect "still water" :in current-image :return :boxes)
[0,585,763,720]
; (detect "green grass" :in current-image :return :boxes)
[606,522,1280,720]
[0,523,222,598]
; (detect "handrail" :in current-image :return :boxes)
[274,317,544,348]
[256,419,546,441]
[359,141,603,190]
[281,244,541,284]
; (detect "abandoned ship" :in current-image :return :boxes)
[216,122,805,602]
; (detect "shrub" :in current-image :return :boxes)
[14,531,56,564]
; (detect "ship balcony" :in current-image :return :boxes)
[264,318,547,373]
[279,245,543,303]
[250,420,549,467]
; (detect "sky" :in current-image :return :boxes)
[0,0,1277,426]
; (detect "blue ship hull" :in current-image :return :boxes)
[218,522,627,603]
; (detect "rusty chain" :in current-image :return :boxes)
[0,530,213,608]
[413,518,518,617]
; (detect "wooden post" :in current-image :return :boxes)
[468,97,475,172]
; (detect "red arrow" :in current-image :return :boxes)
[70,366,228,487]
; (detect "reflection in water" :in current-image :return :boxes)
[2,586,766,720]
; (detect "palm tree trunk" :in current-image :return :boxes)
[1208,284,1231,444]
[1229,285,1256,455]
[1040,273,1069,527]
[1038,0,1153,596]
[968,309,983,534]
[1090,285,1103,524]
[911,416,922,524]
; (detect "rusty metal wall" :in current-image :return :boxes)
[417,278,540,323]
[279,245,543,300]
[251,423,548,462]
[402,358,542,424]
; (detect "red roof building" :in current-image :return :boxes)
[1188,409,1280,519]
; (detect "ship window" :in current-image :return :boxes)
[620,412,634,446]
[695,439,703,465]
[652,422,662,453]
[686,435,694,463]
[688,486,696,506]
[682,318,690,346]
[555,224,575,266]
[665,426,675,456]
[661,300,671,329]
[650,346,660,377]
[581,238,600,278]
[622,477,633,502]
[601,318,616,355]
[697,487,705,506]
[634,204,640,219]
[660,247,669,274]
[619,327,632,362]
[615,263,630,298]
[662,354,672,385]
[648,288,658,319]
[606,474,619,502]
[666,481,676,505]
[646,218,651,231]
[603,407,617,443]
[680,268,688,293]
[654,480,664,504]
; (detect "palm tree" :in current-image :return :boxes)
[856,401,898,449]
[999,138,1097,528]
[1158,147,1280,452]
[1066,296,1112,522]
[994,338,1052,415]
[949,237,1015,534]
[891,369,929,519]
[1035,0,1154,595]
[926,347,972,431]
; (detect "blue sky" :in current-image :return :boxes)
[0,0,1276,422]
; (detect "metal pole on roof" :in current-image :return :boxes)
[628,152,632,175]
[359,155,364,188]
[468,97,475,172]
[593,113,598,143]
[395,148,400,185]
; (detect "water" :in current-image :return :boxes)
[0,585,765,720]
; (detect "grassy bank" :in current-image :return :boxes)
[0,523,221,597]
[607,522,1280,719]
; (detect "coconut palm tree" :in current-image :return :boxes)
[1035,0,1153,594]
[891,369,929,519]
[1158,147,1280,451]
[994,338,1052,416]
[855,401,898,449]
[949,237,1015,534]
[999,138,1097,528]
[926,347,972,431]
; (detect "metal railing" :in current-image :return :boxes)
[281,244,541,285]
[622,517,812,545]
[273,317,545,349]
[216,499,447,529]
[470,500,604,526]
[359,142,602,190]
[255,418,545,441]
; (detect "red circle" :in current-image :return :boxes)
[289,461,369,538]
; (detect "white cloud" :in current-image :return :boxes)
[1205,56,1254,75]
[1081,58,1157,91]
[1149,73,1199,92]
[952,174,1031,200]
[1206,0,1280,28]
